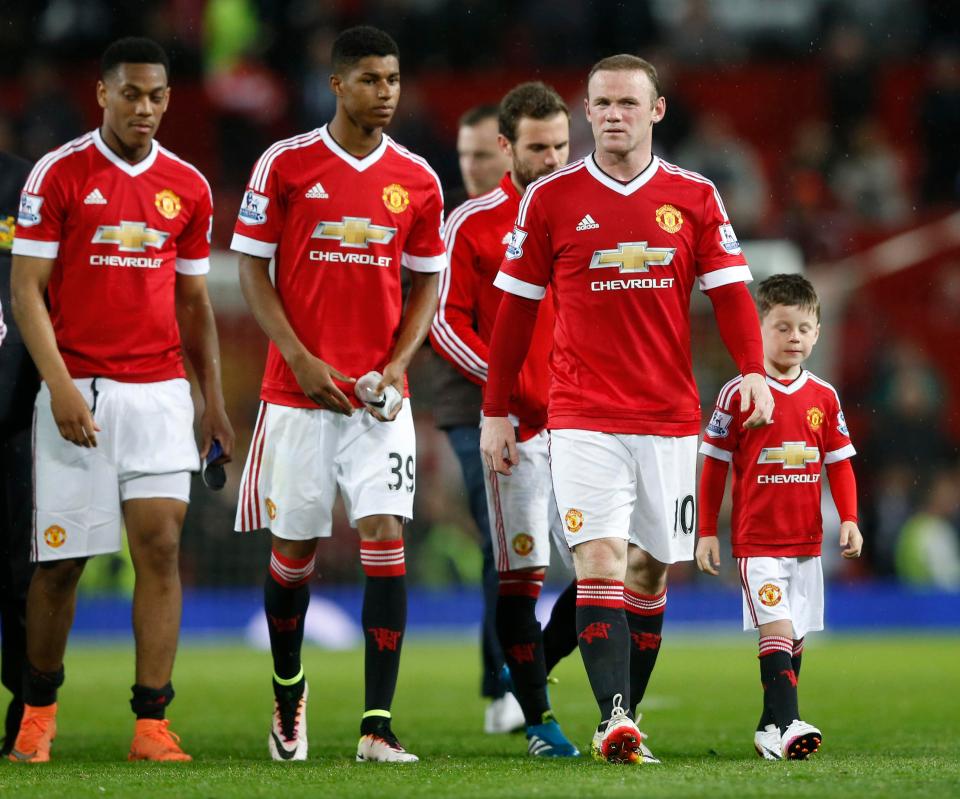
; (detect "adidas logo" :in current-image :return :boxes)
[576,214,599,231]
[84,188,107,205]
[305,183,328,199]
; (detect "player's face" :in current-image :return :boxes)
[762,304,820,377]
[331,55,400,131]
[585,69,664,158]
[97,63,170,155]
[500,113,570,191]
[457,117,510,197]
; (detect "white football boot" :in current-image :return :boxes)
[269,682,308,761]
[483,692,526,734]
[590,694,643,764]
[356,727,419,763]
[781,719,822,760]
[754,724,783,760]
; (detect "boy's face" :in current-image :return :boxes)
[761,304,820,376]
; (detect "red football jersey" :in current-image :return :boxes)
[495,155,751,436]
[700,369,856,557]
[12,129,212,381]
[231,125,446,409]
[430,173,554,439]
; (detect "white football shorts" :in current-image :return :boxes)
[738,556,824,639]
[235,401,416,539]
[33,377,198,562]
[484,429,573,573]
[549,429,698,564]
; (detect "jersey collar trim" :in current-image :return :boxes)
[319,125,389,172]
[584,153,659,195]
[766,369,809,395]
[92,129,159,176]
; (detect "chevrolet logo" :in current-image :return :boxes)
[589,241,676,273]
[757,442,820,469]
[312,217,396,249]
[93,221,169,252]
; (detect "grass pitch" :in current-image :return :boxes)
[1,634,957,798]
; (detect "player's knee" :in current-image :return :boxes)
[134,535,181,576]
[36,557,88,592]
[572,538,627,580]
[626,546,668,594]
[356,514,403,542]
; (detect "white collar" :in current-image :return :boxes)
[319,124,389,172]
[766,369,810,395]
[92,128,159,177]
[584,153,660,196]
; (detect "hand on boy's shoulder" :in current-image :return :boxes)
[739,372,775,429]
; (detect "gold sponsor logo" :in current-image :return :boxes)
[758,583,782,607]
[806,407,824,432]
[589,241,676,273]
[265,498,278,521]
[154,189,182,220]
[655,204,683,233]
[93,221,169,252]
[512,533,534,557]
[564,509,584,534]
[44,525,66,548]
[757,441,820,469]
[312,217,397,248]
[382,183,410,214]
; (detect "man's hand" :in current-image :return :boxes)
[199,402,235,463]
[695,536,721,576]
[50,380,100,447]
[480,416,519,475]
[739,372,775,429]
[370,361,405,422]
[292,353,355,415]
[840,521,863,559]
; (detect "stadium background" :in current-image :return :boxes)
[1,0,958,645]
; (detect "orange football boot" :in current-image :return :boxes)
[128,719,192,762]
[8,703,57,763]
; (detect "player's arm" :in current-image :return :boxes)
[826,458,862,558]
[706,282,773,428]
[175,273,235,462]
[10,254,100,447]
[695,455,729,575]
[238,254,354,414]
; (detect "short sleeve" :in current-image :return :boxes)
[11,161,68,260]
[823,392,856,464]
[493,191,552,301]
[699,380,744,462]
[694,184,752,292]
[230,149,287,260]
[175,178,212,275]
[402,177,447,273]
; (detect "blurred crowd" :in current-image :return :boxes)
[2,0,959,592]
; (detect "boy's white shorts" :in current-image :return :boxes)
[484,429,572,572]
[738,555,824,639]
[235,401,416,539]
[549,429,698,564]
[33,377,197,562]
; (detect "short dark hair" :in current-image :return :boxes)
[498,82,569,143]
[587,54,661,102]
[459,104,499,129]
[331,26,399,73]
[101,37,170,81]
[757,273,821,322]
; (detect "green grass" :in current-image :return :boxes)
[1,635,958,798]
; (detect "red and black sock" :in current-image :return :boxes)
[543,579,578,675]
[758,635,799,734]
[623,587,665,718]
[758,636,804,730]
[22,662,63,707]
[576,579,630,727]
[264,547,315,682]
[496,570,549,726]
[130,682,174,720]
[360,540,407,715]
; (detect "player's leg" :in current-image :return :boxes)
[340,404,417,762]
[623,546,667,721]
[484,431,577,756]
[541,578,577,675]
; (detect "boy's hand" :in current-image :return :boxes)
[695,537,721,576]
[840,521,863,559]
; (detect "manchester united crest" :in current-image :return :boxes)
[512,533,534,557]
[382,183,410,214]
[265,498,278,521]
[758,583,782,607]
[565,509,584,534]
[806,407,824,432]
[655,204,683,233]
[44,524,66,548]
[155,189,182,220]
